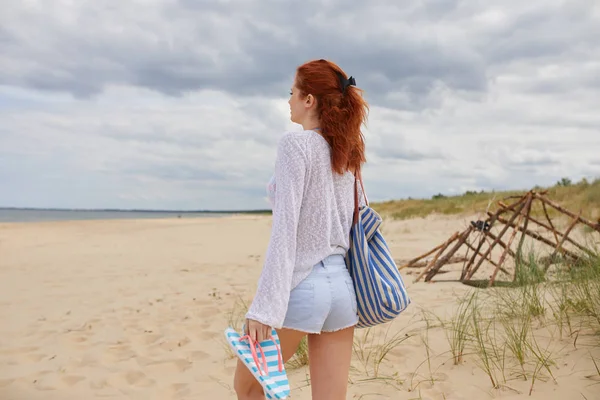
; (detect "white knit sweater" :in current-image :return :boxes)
[245,129,366,328]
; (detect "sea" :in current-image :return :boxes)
[0,208,247,223]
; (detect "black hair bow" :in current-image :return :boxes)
[335,71,356,93]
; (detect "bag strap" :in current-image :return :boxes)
[353,169,369,225]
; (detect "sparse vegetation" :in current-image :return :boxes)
[433,245,600,393]
[373,177,600,221]
[224,230,600,397]
[353,321,413,379]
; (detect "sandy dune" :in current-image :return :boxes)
[1,214,598,399]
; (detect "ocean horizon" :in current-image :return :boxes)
[0,208,271,223]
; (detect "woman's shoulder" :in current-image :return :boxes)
[277,130,326,152]
[277,129,320,142]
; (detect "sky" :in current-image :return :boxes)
[1,0,599,211]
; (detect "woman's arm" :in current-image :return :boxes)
[245,133,307,329]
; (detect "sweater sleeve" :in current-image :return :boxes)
[245,133,307,328]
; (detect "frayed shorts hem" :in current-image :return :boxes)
[280,324,321,334]
[280,321,357,335]
[321,320,358,333]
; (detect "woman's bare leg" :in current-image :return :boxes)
[307,326,355,400]
[233,328,307,400]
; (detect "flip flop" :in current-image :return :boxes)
[225,327,290,399]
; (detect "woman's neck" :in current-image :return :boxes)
[301,116,321,131]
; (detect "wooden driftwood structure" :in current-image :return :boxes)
[398,191,600,287]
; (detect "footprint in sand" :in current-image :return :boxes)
[89,378,109,390]
[197,331,217,340]
[150,337,191,352]
[387,346,414,359]
[62,331,94,348]
[0,378,14,388]
[31,329,59,340]
[188,350,210,361]
[144,359,193,375]
[108,370,155,388]
[223,366,236,375]
[432,372,449,381]
[23,353,48,363]
[125,371,154,387]
[158,383,191,399]
[192,298,213,307]
[199,306,220,315]
[134,356,157,368]
[131,332,163,346]
[66,353,98,369]
[101,343,137,363]
[30,371,60,391]
[61,375,86,387]
[0,346,40,355]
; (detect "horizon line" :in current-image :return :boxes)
[0,206,272,214]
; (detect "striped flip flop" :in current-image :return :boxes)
[225,327,290,399]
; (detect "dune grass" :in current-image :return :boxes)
[223,241,600,395]
[353,320,414,379]
[372,177,600,221]
[434,246,600,393]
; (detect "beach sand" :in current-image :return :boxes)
[1,215,598,399]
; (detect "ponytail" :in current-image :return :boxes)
[295,59,369,174]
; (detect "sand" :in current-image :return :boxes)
[1,214,598,399]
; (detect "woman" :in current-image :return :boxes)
[234,59,368,400]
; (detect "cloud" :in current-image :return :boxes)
[0,0,490,108]
[0,1,599,210]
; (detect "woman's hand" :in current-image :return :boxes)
[245,318,272,342]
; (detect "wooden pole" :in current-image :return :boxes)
[544,210,583,272]
[464,241,511,276]
[541,200,561,245]
[462,218,521,280]
[425,226,474,282]
[403,256,468,269]
[515,196,533,262]
[465,198,528,281]
[398,237,456,270]
[534,193,600,233]
[461,195,527,280]
[497,202,594,257]
[491,212,581,261]
[461,229,487,281]
[461,228,518,281]
[481,229,517,258]
[414,231,460,282]
[489,195,532,287]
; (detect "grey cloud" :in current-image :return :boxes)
[121,163,229,182]
[100,126,226,150]
[376,147,444,162]
[476,3,600,64]
[508,156,560,168]
[0,0,488,109]
[522,70,600,95]
[3,0,598,113]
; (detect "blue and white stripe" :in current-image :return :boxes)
[225,328,290,399]
[346,206,411,328]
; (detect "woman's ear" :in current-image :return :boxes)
[305,94,316,109]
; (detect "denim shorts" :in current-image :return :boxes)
[282,254,359,334]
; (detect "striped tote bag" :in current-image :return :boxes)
[345,173,411,328]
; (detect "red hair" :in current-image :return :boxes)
[295,59,368,175]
